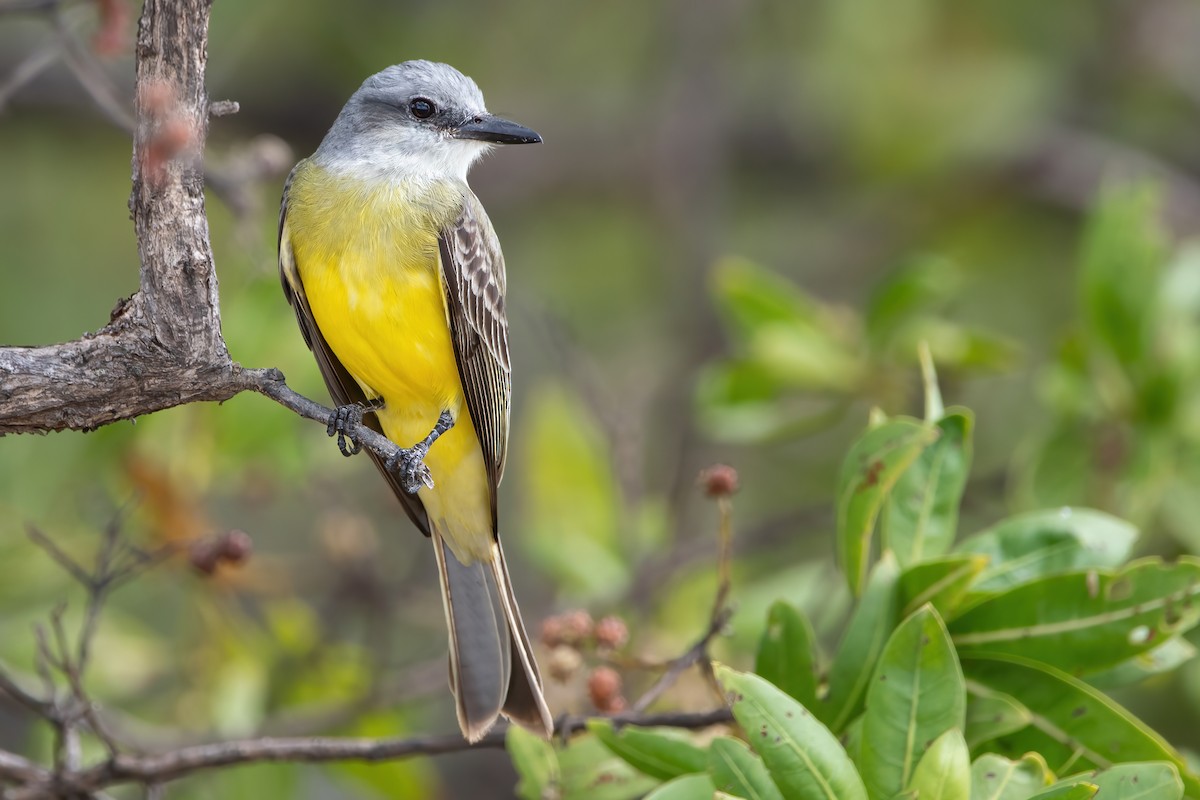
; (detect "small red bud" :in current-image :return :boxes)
[540,616,567,648]
[699,464,739,498]
[561,610,594,645]
[219,529,252,565]
[188,539,219,576]
[594,615,628,650]
[587,666,624,712]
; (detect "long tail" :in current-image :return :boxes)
[431,528,553,742]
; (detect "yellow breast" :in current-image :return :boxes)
[285,161,494,559]
[285,165,464,409]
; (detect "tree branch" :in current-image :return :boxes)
[1,709,732,798]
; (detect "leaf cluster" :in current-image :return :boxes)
[509,349,1200,800]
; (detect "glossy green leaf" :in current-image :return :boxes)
[1087,637,1198,690]
[642,773,716,800]
[951,557,1200,674]
[882,410,973,568]
[860,606,966,800]
[843,715,864,770]
[962,654,1199,795]
[717,664,868,800]
[964,681,1031,750]
[954,508,1137,594]
[899,554,989,621]
[709,737,785,800]
[755,601,819,708]
[1026,784,1098,799]
[838,419,939,595]
[905,728,970,800]
[1055,763,1182,799]
[508,725,560,800]
[588,721,707,781]
[822,552,902,731]
[970,753,1052,800]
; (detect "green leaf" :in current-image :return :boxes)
[962,654,1199,795]
[642,774,716,800]
[1026,784,1098,799]
[1054,763,1182,799]
[695,359,851,443]
[508,725,560,800]
[1079,183,1165,368]
[964,681,1032,750]
[951,557,1200,674]
[710,257,865,392]
[899,554,989,621]
[838,419,939,595]
[755,601,819,708]
[860,606,966,800]
[905,729,970,800]
[882,410,973,568]
[970,753,1052,800]
[919,341,945,421]
[712,256,830,340]
[822,552,902,731]
[588,721,707,781]
[1087,637,1198,690]
[557,735,658,800]
[954,508,1138,594]
[709,737,785,800]
[717,664,868,800]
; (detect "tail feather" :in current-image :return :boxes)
[433,530,509,742]
[491,540,553,736]
[433,529,551,741]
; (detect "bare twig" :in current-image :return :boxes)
[2,709,732,799]
[632,477,737,713]
[0,750,50,787]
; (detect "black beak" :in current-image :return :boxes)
[452,114,541,145]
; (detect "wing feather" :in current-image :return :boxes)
[438,194,512,530]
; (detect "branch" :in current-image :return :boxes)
[2,709,732,798]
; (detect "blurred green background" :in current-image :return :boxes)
[3,0,1200,797]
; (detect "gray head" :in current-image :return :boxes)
[315,60,540,181]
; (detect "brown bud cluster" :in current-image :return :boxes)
[189,530,253,576]
[699,464,739,498]
[540,609,594,648]
[539,609,631,697]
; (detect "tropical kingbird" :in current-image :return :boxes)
[278,61,550,741]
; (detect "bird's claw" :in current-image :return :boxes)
[386,442,435,494]
[327,403,366,457]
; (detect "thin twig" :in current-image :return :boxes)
[632,489,736,712]
[0,750,51,786]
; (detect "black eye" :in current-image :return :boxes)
[409,97,436,119]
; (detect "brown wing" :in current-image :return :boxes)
[279,164,431,536]
[438,193,512,530]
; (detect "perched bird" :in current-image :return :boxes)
[278,61,549,741]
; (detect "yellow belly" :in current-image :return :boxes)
[286,168,494,562]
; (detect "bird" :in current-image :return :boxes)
[277,60,550,742]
